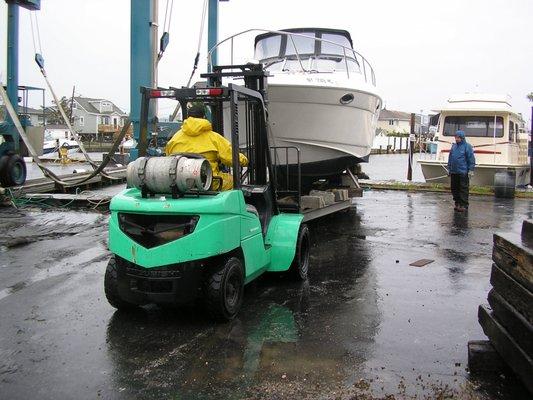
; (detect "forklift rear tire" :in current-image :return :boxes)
[0,153,27,187]
[204,257,244,321]
[289,224,310,281]
[104,255,137,311]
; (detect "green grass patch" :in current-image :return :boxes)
[361,181,533,198]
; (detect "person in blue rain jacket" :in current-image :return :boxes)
[447,130,475,211]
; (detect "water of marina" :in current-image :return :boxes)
[364,153,426,182]
[25,152,429,183]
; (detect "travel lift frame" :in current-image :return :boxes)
[1,0,221,187]
[0,0,41,187]
[106,64,311,321]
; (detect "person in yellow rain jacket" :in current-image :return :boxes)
[165,104,248,191]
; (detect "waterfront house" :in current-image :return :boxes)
[68,97,128,139]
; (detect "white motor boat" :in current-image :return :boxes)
[42,139,79,155]
[418,94,531,187]
[210,28,382,184]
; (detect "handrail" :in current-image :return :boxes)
[207,28,377,86]
[288,34,307,73]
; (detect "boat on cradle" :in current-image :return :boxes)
[210,28,382,185]
[41,127,80,156]
[418,94,530,187]
[42,139,79,155]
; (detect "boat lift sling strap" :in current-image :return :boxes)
[0,10,131,188]
[0,84,131,187]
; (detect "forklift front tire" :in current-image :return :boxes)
[104,255,137,311]
[289,224,310,281]
[204,257,244,321]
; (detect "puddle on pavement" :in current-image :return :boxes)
[0,191,531,399]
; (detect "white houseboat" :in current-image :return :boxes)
[418,94,530,187]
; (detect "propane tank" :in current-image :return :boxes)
[127,156,213,194]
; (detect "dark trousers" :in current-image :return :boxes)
[450,173,469,207]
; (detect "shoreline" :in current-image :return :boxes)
[359,179,533,198]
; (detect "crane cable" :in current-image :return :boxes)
[8,11,130,186]
[30,12,96,168]
[0,82,131,187]
[29,11,121,181]
[158,0,174,62]
[170,0,209,121]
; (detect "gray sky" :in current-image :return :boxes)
[2,0,533,125]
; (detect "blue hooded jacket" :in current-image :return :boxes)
[447,130,475,175]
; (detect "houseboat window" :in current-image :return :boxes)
[443,116,503,137]
[509,120,515,142]
[79,116,84,127]
[321,33,352,56]
[255,34,282,60]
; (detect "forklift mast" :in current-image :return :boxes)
[138,64,278,195]
[201,64,272,187]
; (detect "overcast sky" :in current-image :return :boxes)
[1,0,532,124]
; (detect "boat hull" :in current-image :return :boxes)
[42,144,80,155]
[418,160,531,187]
[267,83,380,178]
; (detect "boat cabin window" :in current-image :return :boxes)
[321,33,352,56]
[509,120,515,142]
[285,32,316,57]
[255,34,282,60]
[443,116,504,138]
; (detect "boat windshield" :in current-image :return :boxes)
[255,30,361,75]
[443,116,504,138]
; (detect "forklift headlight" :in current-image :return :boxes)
[118,213,199,248]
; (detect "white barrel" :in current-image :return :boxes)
[127,156,213,194]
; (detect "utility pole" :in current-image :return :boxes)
[69,86,75,124]
[407,113,415,181]
[530,106,533,186]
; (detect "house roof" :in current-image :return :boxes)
[73,97,126,116]
[378,109,412,121]
[433,93,517,115]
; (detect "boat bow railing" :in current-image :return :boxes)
[208,29,377,86]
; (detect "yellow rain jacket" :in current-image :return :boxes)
[165,117,248,191]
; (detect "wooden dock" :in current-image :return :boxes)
[13,167,127,195]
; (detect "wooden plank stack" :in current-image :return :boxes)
[475,219,533,393]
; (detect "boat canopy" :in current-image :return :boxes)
[254,28,363,76]
[255,28,352,60]
[208,28,377,85]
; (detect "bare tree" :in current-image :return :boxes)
[527,92,533,103]
[44,96,74,125]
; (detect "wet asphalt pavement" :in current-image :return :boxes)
[0,190,531,399]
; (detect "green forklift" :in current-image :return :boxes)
[105,65,310,320]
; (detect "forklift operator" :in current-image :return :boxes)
[165,104,248,191]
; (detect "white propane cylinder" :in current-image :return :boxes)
[127,156,213,194]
